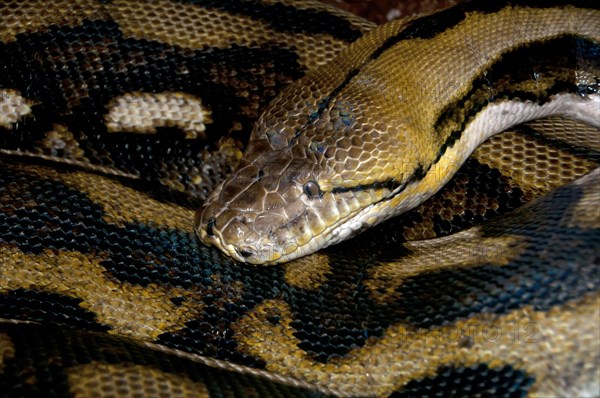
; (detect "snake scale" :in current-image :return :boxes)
[0,0,599,397]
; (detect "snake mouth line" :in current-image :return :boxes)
[234,184,419,264]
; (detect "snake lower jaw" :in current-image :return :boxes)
[206,236,300,265]
[218,212,380,265]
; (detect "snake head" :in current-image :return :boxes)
[195,135,335,264]
[195,102,424,265]
[195,54,432,264]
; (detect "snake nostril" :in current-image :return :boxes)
[255,169,264,181]
[238,248,255,258]
[206,218,216,237]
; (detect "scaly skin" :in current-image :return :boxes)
[196,0,600,264]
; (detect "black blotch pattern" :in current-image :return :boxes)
[0,322,330,397]
[0,160,597,365]
[428,160,527,237]
[371,0,600,60]
[0,162,283,367]
[433,35,600,158]
[515,124,600,162]
[0,289,109,332]
[285,174,597,361]
[0,20,304,199]
[392,364,534,398]
[393,180,598,328]
[185,0,363,42]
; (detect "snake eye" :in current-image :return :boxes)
[303,180,322,199]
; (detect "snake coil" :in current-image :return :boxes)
[0,0,598,397]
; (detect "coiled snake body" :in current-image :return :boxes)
[0,0,599,397]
